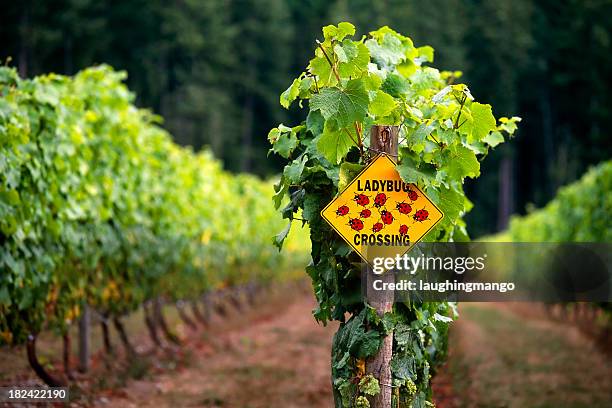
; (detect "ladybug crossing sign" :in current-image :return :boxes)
[321,154,444,266]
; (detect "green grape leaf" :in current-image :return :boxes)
[406,122,435,153]
[0,286,11,306]
[323,22,355,42]
[269,128,299,158]
[302,194,322,222]
[334,44,348,63]
[391,354,417,381]
[310,80,368,128]
[284,154,308,184]
[428,186,465,222]
[433,312,453,323]
[280,78,301,109]
[273,177,289,209]
[272,222,291,250]
[397,154,437,186]
[338,42,370,78]
[306,110,324,136]
[483,130,504,147]
[350,327,381,359]
[3,189,21,205]
[499,116,522,135]
[316,125,356,165]
[366,34,405,67]
[382,73,410,98]
[443,145,480,180]
[417,45,434,63]
[309,56,336,87]
[369,90,397,117]
[468,102,496,142]
[17,288,32,310]
[335,379,355,408]
[338,162,364,191]
[410,67,440,92]
[342,40,361,60]
[394,323,412,346]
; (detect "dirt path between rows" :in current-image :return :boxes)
[433,303,611,408]
[93,296,610,408]
[96,293,337,408]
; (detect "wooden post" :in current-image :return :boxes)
[63,332,75,380]
[369,125,398,162]
[366,125,399,408]
[78,304,90,373]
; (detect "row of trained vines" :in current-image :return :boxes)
[505,160,611,243]
[496,160,612,319]
[269,23,519,407]
[0,65,310,374]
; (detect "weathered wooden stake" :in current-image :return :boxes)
[366,125,399,408]
[63,332,75,380]
[78,305,90,373]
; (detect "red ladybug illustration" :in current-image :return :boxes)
[407,189,419,201]
[336,205,350,216]
[399,224,409,236]
[348,218,364,231]
[413,209,429,222]
[372,222,384,233]
[359,208,372,219]
[354,193,370,207]
[374,192,387,207]
[396,201,412,215]
[381,210,394,225]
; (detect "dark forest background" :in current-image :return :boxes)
[1,0,610,236]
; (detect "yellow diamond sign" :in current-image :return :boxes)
[320,154,444,266]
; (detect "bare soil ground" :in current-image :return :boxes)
[1,294,610,407]
[94,291,337,408]
[433,303,612,408]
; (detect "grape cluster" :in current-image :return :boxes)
[355,396,370,408]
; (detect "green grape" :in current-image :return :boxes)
[355,396,370,408]
[358,374,381,396]
[405,378,417,396]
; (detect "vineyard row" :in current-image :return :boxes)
[0,65,309,384]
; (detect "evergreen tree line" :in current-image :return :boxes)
[1,0,610,235]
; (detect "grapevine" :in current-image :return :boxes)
[0,65,309,381]
[495,160,612,322]
[269,22,519,406]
